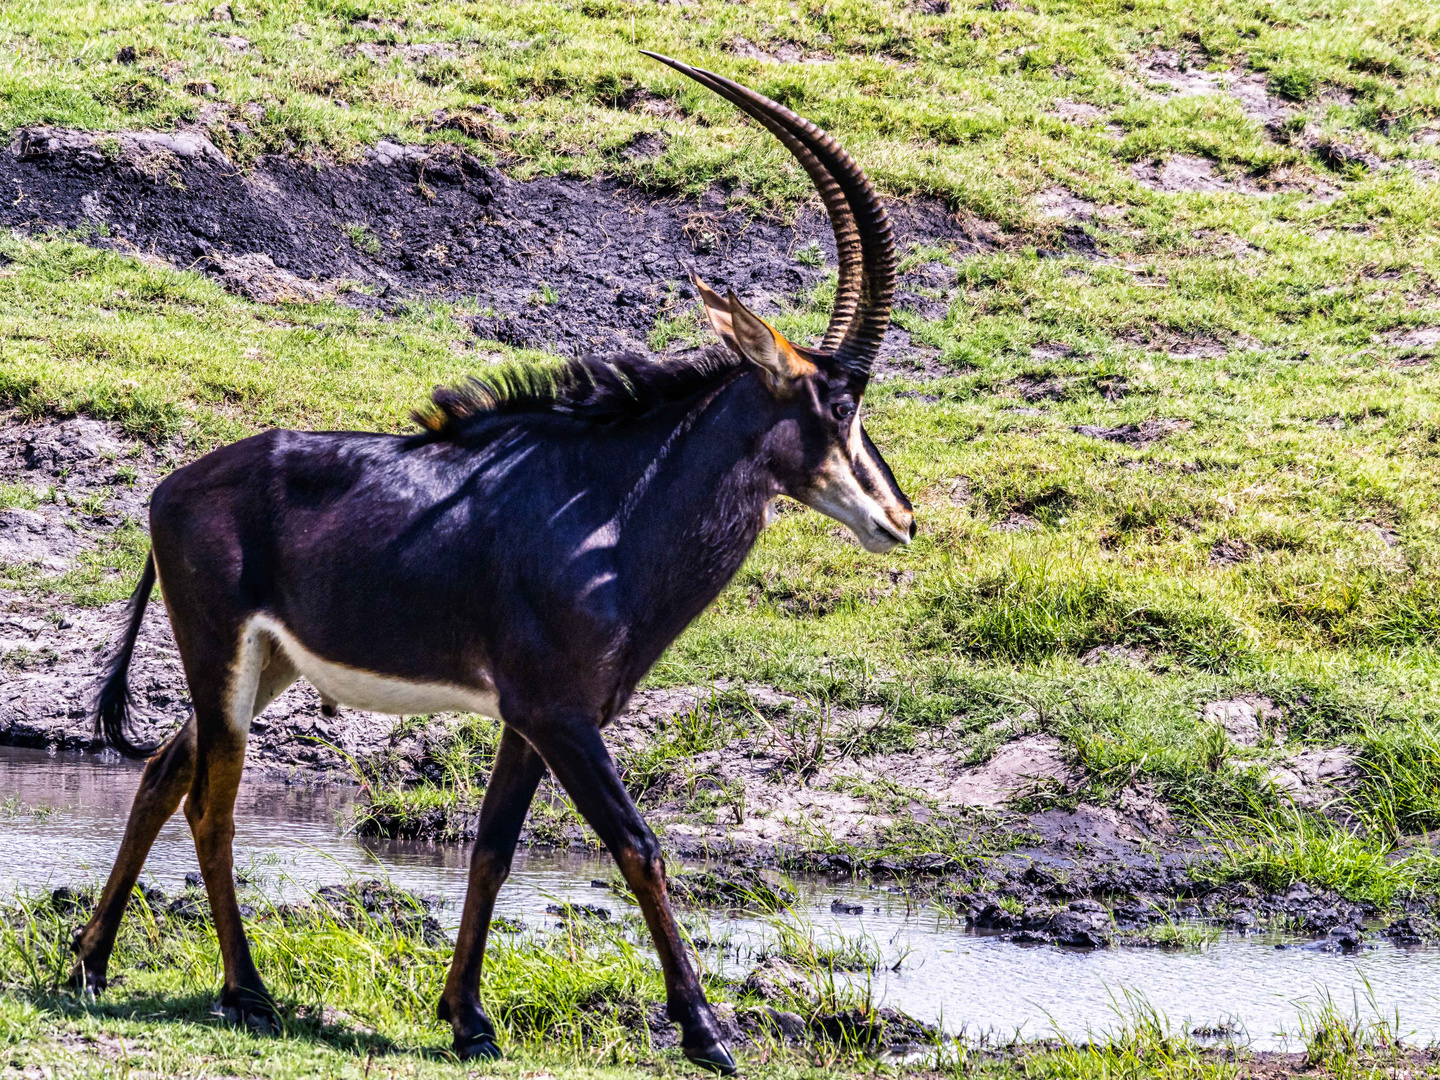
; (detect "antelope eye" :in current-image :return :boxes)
[833,401,856,421]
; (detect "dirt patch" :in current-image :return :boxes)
[0,414,426,779]
[943,734,1077,809]
[1050,99,1108,125]
[1378,325,1440,365]
[1229,74,1295,128]
[1201,696,1282,747]
[1,579,419,779]
[1073,418,1191,446]
[726,38,832,65]
[1009,373,1070,401]
[1139,51,1227,97]
[1130,155,1260,194]
[1,127,977,358]
[0,415,176,571]
[1035,187,1096,221]
[1266,748,1360,811]
[1121,329,1251,359]
[870,327,949,380]
[341,40,455,63]
[1139,53,1297,131]
[1209,537,1255,565]
[1079,644,1148,667]
[204,251,329,303]
[604,700,1086,864]
[994,512,1038,531]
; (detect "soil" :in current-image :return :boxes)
[1139,52,1297,129]
[0,411,432,780]
[1073,418,1191,446]
[1130,155,1262,195]
[1,126,983,363]
[1035,187,1096,222]
[1050,99,1108,125]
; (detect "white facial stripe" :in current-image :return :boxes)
[803,443,908,553]
[233,614,502,725]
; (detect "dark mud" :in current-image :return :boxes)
[2,127,984,364]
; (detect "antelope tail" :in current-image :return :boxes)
[94,550,161,759]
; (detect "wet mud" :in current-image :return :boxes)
[1,127,985,363]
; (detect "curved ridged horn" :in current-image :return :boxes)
[642,51,894,381]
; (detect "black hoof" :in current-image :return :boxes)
[684,1041,737,1075]
[453,1031,502,1061]
[67,963,106,998]
[214,987,280,1035]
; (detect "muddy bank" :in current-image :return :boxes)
[0,411,430,779]
[2,127,983,370]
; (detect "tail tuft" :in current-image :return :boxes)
[94,552,160,759]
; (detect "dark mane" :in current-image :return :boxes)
[413,347,747,441]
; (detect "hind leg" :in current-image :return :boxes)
[70,714,197,993]
[185,633,296,1031]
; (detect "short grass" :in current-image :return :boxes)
[0,885,869,1078]
[0,886,1417,1080]
[2,0,1440,909]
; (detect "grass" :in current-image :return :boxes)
[12,880,1422,1080]
[1,0,1440,982]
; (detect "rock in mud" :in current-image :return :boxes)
[1046,900,1114,947]
[545,901,611,921]
[1384,914,1440,944]
[740,957,812,1003]
[49,884,97,915]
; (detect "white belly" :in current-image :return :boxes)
[243,613,501,719]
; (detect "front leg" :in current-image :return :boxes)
[522,715,735,1075]
[438,725,548,1059]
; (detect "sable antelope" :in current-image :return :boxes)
[72,52,913,1074]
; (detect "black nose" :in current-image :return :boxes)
[908,519,917,540]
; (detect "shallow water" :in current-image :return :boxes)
[4,745,1439,1050]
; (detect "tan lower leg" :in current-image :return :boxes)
[186,733,273,1024]
[71,715,197,992]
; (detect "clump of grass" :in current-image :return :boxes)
[0,882,697,1071]
[1295,983,1405,1072]
[758,914,881,976]
[1196,796,1440,906]
[1350,722,1440,842]
[1147,917,1219,951]
[342,221,382,255]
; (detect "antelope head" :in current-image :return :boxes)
[645,53,916,554]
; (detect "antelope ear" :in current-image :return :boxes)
[692,273,816,388]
